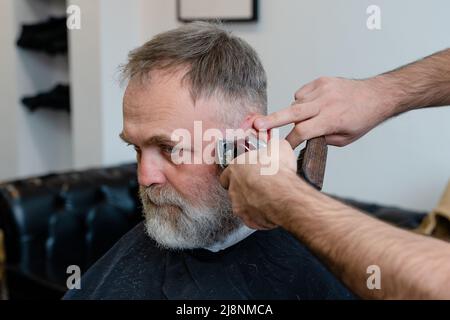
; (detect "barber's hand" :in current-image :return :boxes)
[219,139,302,230]
[254,77,393,148]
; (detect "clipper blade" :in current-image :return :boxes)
[216,134,267,169]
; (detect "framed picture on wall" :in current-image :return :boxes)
[177,0,258,23]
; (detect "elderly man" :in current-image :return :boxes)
[63,22,354,300]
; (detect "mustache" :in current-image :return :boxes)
[139,185,188,208]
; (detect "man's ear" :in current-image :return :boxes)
[240,113,260,131]
[240,113,271,142]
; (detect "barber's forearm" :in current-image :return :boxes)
[278,178,450,299]
[371,48,450,117]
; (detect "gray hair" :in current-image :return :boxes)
[121,22,267,124]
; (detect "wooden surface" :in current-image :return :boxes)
[297,136,328,190]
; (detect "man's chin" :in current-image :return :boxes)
[155,204,183,216]
[142,206,241,250]
[143,217,215,250]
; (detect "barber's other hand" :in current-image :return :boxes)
[219,139,302,230]
[254,77,394,148]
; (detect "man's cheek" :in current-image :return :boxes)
[167,169,201,198]
[188,168,217,200]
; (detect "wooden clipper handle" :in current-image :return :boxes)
[297,136,328,190]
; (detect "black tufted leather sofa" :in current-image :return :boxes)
[0,163,142,299]
[0,162,426,299]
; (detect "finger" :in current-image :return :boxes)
[277,140,298,172]
[246,222,261,230]
[239,215,257,229]
[258,223,278,230]
[229,147,256,166]
[295,88,319,104]
[244,210,278,230]
[294,81,319,101]
[325,134,348,147]
[251,218,277,230]
[285,118,326,148]
[325,133,362,147]
[242,218,264,230]
[255,217,278,230]
[254,101,320,130]
[219,167,231,189]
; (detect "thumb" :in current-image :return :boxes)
[219,167,231,189]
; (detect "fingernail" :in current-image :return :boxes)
[254,118,265,129]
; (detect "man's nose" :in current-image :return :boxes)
[137,151,166,187]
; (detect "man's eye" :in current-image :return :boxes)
[160,145,174,153]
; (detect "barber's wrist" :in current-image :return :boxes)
[368,73,418,118]
[365,75,406,121]
[273,174,320,231]
[276,176,352,236]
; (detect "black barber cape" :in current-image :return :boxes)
[64,222,355,299]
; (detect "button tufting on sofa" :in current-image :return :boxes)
[0,163,142,299]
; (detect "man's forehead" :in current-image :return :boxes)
[123,83,190,117]
[122,70,228,145]
[122,102,224,146]
[123,77,211,120]
[123,92,224,127]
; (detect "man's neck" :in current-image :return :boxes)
[203,225,256,252]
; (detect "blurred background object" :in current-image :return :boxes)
[22,84,70,113]
[0,229,7,299]
[17,16,68,55]
[177,0,258,22]
[0,163,141,299]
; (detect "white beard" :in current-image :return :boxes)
[139,178,242,250]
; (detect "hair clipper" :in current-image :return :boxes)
[216,134,327,190]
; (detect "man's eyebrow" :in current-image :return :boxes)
[119,132,176,146]
[119,132,131,144]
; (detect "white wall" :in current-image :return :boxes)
[99,0,141,166]
[0,0,20,181]
[68,0,103,169]
[69,0,140,170]
[139,0,450,211]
